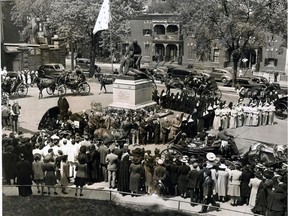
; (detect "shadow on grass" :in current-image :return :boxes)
[3,196,196,216]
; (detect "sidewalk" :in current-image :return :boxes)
[2,182,256,216]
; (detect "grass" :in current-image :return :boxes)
[3,196,195,216]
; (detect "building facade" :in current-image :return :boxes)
[130,14,184,64]
[130,13,287,74]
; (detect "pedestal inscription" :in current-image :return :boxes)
[109,78,156,110]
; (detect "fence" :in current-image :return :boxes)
[2,184,262,216]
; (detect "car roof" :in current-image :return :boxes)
[237,77,250,80]
[76,58,90,61]
[42,63,63,66]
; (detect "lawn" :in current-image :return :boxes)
[3,196,195,216]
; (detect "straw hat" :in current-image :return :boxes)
[206,152,216,162]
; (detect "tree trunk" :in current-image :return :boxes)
[71,41,74,71]
[232,58,239,88]
[232,49,241,88]
[89,31,97,78]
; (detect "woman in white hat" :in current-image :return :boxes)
[153,159,167,196]
[216,163,229,202]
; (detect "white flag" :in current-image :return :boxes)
[93,0,111,34]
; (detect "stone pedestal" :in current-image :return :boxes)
[109,78,156,110]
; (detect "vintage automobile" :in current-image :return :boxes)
[225,76,280,89]
[75,58,101,73]
[209,68,233,84]
[167,67,198,81]
[226,77,267,89]
[38,63,66,78]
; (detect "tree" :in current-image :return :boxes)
[177,0,287,87]
[11,0,144,76]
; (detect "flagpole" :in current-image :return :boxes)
[110,25,113,73]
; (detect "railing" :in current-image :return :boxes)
[152,34,183,41]
[2,184,262,216]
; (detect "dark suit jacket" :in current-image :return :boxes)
[203,176,214,197]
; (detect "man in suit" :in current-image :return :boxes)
[153,117,161,144]
[199,169,220,213]
[161,117,170,144]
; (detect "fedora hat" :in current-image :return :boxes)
[206,152,216,162]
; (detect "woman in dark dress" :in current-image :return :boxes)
[252,179,273,215]
[3,145,17,185]
[240,166,254,205]
[43,156,58,195]
[74,155,87,196]
[117,153,131,194]
[16,153,33,197]
[129,160,143,194]
[177,158,191,198]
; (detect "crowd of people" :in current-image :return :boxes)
[1,62,285,215]
[212,99,276,130]
[2,129,287,215]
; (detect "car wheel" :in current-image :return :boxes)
[221,77,227,83]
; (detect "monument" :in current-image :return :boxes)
[109,40,156,110]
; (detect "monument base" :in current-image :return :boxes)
[109,78,156,110]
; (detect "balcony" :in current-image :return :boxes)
[152,34,183,42]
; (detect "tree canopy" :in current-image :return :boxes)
[11,0,144,50]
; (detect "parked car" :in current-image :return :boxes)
[209,68,233,83]
[37,63,66,78]
[225,76,281,90]
[249,76,280,89]
[225,77,267,89]
[167,67,198,81]
[75,58,101,73]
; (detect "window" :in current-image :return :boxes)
[144,43,150,56]
[187,44,196,60]
[264,58,278,67]
[143,29,152,36]
[213,49,219,62]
